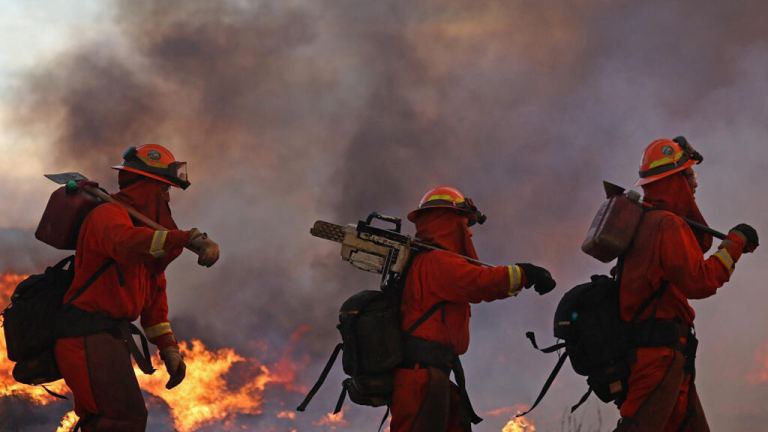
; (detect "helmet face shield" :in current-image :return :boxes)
[169,161,188,186]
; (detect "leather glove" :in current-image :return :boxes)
[188,228,220,267]
[516,263,557,295]
[160,346,186,390]
[730,223,759,253]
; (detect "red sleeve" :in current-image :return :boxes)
[90,204,190,264]
[660,215,745,300]
[421,251,526,304]
[140,273,178,350]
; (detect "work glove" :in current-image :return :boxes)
[730,223,759,253]
[159,346,186,390]
[188,228,220,267]
[516,263,557,295]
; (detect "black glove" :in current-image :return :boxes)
[731,223,759,253]
[516,263,556,295]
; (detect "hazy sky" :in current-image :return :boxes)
[1,1,768,431]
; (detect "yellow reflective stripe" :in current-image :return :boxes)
[150,230,168,258]
[508,265,523,297]
[145,322,173,339]
[648,150,685,169]
[426,194,465,204]
[714,248,735,274]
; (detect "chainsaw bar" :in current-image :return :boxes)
[310,221,347,243]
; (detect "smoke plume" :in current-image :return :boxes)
[2,0,768,430]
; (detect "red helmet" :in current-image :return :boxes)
[407,186,487,226]
[111,144,190,189]
[634,137,703,187]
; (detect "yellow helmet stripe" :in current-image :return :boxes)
[426,194,465,204]
[138,155,169,168]
[648,150,685,170]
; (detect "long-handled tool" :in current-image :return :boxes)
[603,181,727,240]
[311,212,494,287]
[44,172,200,255]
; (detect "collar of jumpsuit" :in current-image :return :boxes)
[641,171,713,254]
[413,208,480,261]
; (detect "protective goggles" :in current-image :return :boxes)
[121,146,190,190]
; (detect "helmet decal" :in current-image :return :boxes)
[148,150,162,162]
[661,145,674,156]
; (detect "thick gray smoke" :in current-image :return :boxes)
[3,1,768,430]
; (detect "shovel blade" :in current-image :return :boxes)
[44,172,88,185]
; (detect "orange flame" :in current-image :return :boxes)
[502,413,536,432]
[312,407,350,429]
[135,338,301,432]
[0,272,306,432]
[56,411,78,432]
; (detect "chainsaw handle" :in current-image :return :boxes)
[365,212,402,233]
[82,186,200,256]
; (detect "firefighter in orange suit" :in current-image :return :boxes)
[390,186,557,432]
[54,144,220,431]
[615,137,758,431]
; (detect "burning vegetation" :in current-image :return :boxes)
[0,271,313,431]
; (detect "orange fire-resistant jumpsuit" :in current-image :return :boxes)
[390,208,527,432]
[54,177,189,431]
[617,173,746,432]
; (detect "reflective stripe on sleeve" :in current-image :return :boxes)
[150,230,168,258]
[713,248,735,274]
[145,322,173,340]
[508,265,523,297]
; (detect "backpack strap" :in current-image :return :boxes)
[117,321,156,375]
[516,351,569,418]
[64,259,116,306]
[295,343,343,412]
[405,300,448,335]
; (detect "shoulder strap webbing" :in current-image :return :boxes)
[295,343,343,412]
[405,300,448,335]
[516,351,569,418]
[629,281,668,324]
[570,387,593,413]
[65,259,116,306]
[117,321,156,375]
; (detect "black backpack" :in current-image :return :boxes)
[519,261,685,417]
[2,255,116,387]
[296,278,446,420]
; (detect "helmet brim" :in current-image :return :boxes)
[634,159,697,187]
[111,166,182,188]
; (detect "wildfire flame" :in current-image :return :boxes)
[502,413,536,432]
[312,407,350,429]
[0,272,306,432]
[56,411,79,432]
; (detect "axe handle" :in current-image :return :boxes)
[681,217,728,240]
[82,186,199,255]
